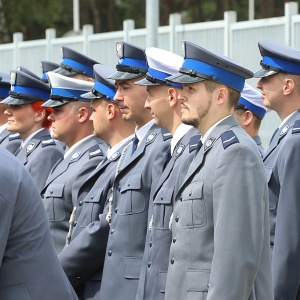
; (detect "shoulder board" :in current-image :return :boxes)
[145,131,158,145]
[292,120,300,134]
[89,144,104,159]
[9,133,21,141]
[189,135,201,153]
[220,130,239,149]
[41,135,56,147]
[161,128,172,141]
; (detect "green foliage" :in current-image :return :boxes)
[1,0,300,43]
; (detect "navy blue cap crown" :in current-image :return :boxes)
[107,42,148,80]
[81,64,116,101]
[53,46,99,78]
[254,40,300,78]
[41,61,60,81]
[0,70,50,105]
[167,41,253,92]
[0,72,10,99]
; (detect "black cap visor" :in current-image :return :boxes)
[1,95,38,105]
[52,66,80,77]
[253,68,278,78]
[166,72,205,84]
[42,99,70,108]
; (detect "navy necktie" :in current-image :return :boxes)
[132,134,139,155]
[194,140,203,157]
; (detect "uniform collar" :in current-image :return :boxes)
[106,134,134,159]
[134,119,155,147]
[64,135,93,159]
[171,123,193,155]
[21,128,45,148]
[0,123,7,134]
[279,110,298,129]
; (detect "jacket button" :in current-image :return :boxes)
[171,258,175,264]
[41,194,45,199]
[90,195,94,199]
[118,186,121,191]
[148,262,151,268]
[149,241,152,247]
[79,200,83,206]
[50,190,53,194]
[173,238,177,243]
[161,196,163,200]
[179,196,182,201]
[115,208,118,213]
[189,192,192,196]
[108,250,112,256]
[73,221,77,227]
[110,229,115,234]
[128,182,131,186]
[175,216,179,222]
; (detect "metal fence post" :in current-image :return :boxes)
[146,0,159,47]
[13,32,23,69]
[285,1,298,47]
[123,19,135,42]
[169,13,181,54]
[45,28,56,61]
[83,24,94,55]
[224,11,237,57]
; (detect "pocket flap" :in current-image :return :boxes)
[121,173,142,193]
[182,181,203,200]
[44,182,65,198]
[124,256,142,279]
[186,269,210,292]
[84,187,104,203]
[154,185,174,204]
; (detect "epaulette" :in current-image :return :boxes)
[161,128,172,141]
[41,135,56,147]
[89,144,104,159]
[220,130,239,149]
[292,120,300,134]
[9,133,21,141]
[189,134,201,152]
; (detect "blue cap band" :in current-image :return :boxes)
[118,57,148,70]
[262,56,300,75]
[12,85,50,101]
[182,58,245,92]
[239,97,266,119]
[0,87,10,98]
[62,58,94,77]
[148,68,181,88]
[51,87,89,100]
[41,73,47,80]
[94,81,116,99]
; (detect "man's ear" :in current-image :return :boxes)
[168,87,178,107]
[107,102,116,120]
[283,78,295,96]
[244,110,253,126]
[78,107,90,123]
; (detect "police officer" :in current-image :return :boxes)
[0,72,21,153]
[98,42,171,300]
[134,47,199,300]
[40,72,108,254]
[234,83,268,157]
[53,46,99,81]
[1,70,64,192]
[0,147,78,300]
[254,39,300,299]
[164,41,273,300]
[58,63,135,300]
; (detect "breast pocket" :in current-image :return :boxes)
[119,173,145,215]
[43,182,66,221]
[264,166,277,211]
[79,187,105,226]
[180,181,206,228]
[153,185,174,228]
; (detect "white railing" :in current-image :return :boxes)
[0,2,299,147]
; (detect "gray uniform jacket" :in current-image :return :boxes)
[263,110,300,299]
[41,136,107,254]
[99,124,171,300]
[0,128,21,154]
[58,139,132,300]
[252,135,264,158]
[0,147,78,300]
[135,127,199,300]
[15,128,64,193]
[165,116,273,300]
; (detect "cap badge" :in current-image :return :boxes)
[10,71,16,85]
[116,42,123,58]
